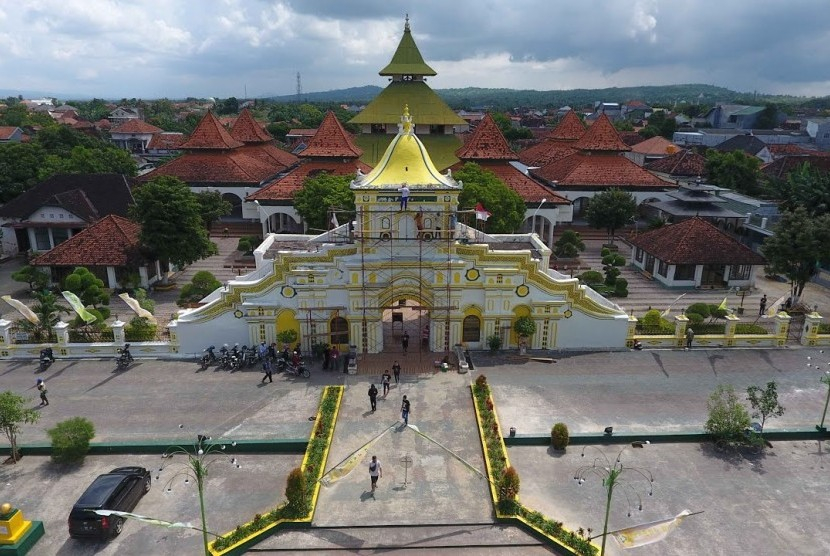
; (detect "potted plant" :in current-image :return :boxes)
[487,334,502,353]
[513,316,537,355]
[551,422,569,451]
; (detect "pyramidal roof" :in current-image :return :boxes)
[549,110,586,141]
[180,110,244,150]
[230,108,272,143]
[379,16,437,77]
[354,106,458,189]
[455,113,514,161]
[572,113,630,152]
[300,111,363,158]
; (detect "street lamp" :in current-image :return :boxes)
[806,353,830,432]
[157,429,240,555]
[531,198,547,237]
[574,446,654,556]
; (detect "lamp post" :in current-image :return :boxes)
[574,446,654,556]
[157,430,240,555]
[818,371,830,433]
[531,198,547,237]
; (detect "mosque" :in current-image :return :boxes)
[171,107,630,357]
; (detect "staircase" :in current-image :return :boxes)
[209,221,262,238]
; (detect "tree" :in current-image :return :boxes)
[584,189,637,246]
[639,111,677,139]
[769,163,830,217]
[755,103,780,130]
[761,207,830,301]
[0,142,47,202]
[48,417,96,464]
[0,391,40,463]
[178,271,222,306]
[705,150,762,196]
[704,384,751,446]
[195,190,232,229]
[38,145,137,178]
[455,162,525,234]
[553,230,585,258]
[10,265,50,292]
[64,267,110,308]
[216,97,239,115]
[130,176,217,273]
[513,316,537,342]
[292,172,355,232]
[746,381,785,433]
[17,290,69,343]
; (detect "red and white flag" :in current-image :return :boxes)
[475,202,491,221]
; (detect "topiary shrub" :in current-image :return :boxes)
[553,230,585,258]
[284,467,307,517]
[613,254,626,266]
[601,254,615,265]
[277,329,299,347]
[177,271,221,307]
[551,423,569,450]
[237,237,253,254]
[498,466,521,500]
[475,374,488,389]
[604,266,621,286]
[513,316,537,340]
[640,309,663,327]
[48,417,95,464]
[686,312,705,325]
[614,277,628,297]
[708,303,728,319]
[578,270,603,285]
[125,316,157,341]
[487,334,502,352]
[686,302,711,319]
[600,247,610,257]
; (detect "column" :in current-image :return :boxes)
[0,319,13,346]
[723,314,739,346]
[774,312,791,347]
[53,321,70,346]
[111,318,126,347]
[626,315,638,348]
[802,311,824,346]
[674,314,689,349]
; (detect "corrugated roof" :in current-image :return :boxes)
[350,81,465,126]
[378,18,436,77]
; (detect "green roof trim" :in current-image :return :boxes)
[379,20,437,76]
[350,81,465,126]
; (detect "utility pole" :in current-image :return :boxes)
[296,72,302,103]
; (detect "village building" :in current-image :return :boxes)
[644,149,708,182]
[171,108,629,357]
[623,135,679,167]
[628,217,765,289]
[0,126,25,143]
[349,16,467,135]
[110,119,164,153]
[639,181,745,231]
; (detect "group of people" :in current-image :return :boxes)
[366,392,411,495]
[258,341,303,384]
[368,362,403,411]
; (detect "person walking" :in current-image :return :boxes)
[759,294,768,316]
[401,332,409,355]
[258,341,268,361]
[392,361,401,384]
[401,395,411,425]
[368,384,378,412]
[399,183,410,210]
[381,370,391,397]
[37,379,49,406]
[368,455,383,492]
[323,345,331,370]
[685,327,695,350]
[261,358,273,383]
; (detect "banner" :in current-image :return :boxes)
[475,202,491,221]
[407,424,487,481]
[93,510,218,537]
[118,293,157,323]
[1,295,39,324]
[764,294,788,318]
[62,291,97,324]
[611,509,698,548]
[319,424,395,486]
[717,297,728,312]
[660,293,686,318]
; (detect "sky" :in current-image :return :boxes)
[1,0,829,100]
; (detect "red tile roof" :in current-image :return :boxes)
[112,119,163,134]
[630,136,679,156]
[0,126,20,140]
[548,110,586,141]
[179,111,243,150]
[94,119,111,129]
[517,140,576,168]
[644,149,707,177]
[449,161,569,204]
[142,150,282,184]
[629,217,765,265]
[768,144,830,158]
[761,155,830,180]
[248,159,373,201]
[230,108,273,143]
[532,152,673,188]
[455,113,514,160]
[237,144,298,170]
[299,111,362,158]
[572,113,631,152]
[618,131,647,146]
[146,132,186,150]
[31,215,143,267]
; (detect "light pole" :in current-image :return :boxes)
[574,446,654,556]
[157,430,240,555]
[531,198,547,238]
[806,354,830,432]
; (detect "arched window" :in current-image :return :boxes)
[330,317,349,346]
[462,315,481,343]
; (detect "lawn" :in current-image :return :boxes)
[355,133,462,171]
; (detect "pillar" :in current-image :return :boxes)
[111,318,126,348]
[723,314,740,346]
[626,315,638,348]
[0,319,12,346]
[802,311,824,346]
[53,321,70,346]
[774,312,791,347]
[674,314,689,349]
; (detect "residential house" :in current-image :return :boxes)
[108,106,144,127]
[702,104,765,129]
[716,191,781,253]
[628,217,765,289]
[644,149,708,182]
[622,100,652,122]
[806,118,830,148]
[672,128,810,148]
[714,134,773,164]
[761,154,830,181]
[0,126,24,143]
[624,136,680,166]
[0,174,134,256]
[30,215,162,289]
[110,119,164,153]
[586,102,621,121]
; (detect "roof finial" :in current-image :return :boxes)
[405,13,410,32]
[402,104,412,134]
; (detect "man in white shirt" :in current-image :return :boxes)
[399,183,410,210]
[369,455,383,492]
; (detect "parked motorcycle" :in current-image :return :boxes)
[277,356,310,378]
[116,344,134,370]
[200,345,218,370]
[39,347,55,371]
[218,344,234,370]
[241,345,259,368]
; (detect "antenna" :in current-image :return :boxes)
[296,72,302,103]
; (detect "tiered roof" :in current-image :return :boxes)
[179,111,243,150]
[517,111,583,167]
[548,110,586,141]
[231,108,273,143]
[31,215,143,267]
[379,16,436,76]
[455,114,513,160]
[300,111,363,158]
[629,217,765,265]
[572,114,631,152]
[350,81,465,126]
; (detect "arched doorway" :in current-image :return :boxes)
[222,192,243,218]
[329,316,349,350]
[382,297,430,355]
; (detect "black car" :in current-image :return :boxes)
[68,466,151,540]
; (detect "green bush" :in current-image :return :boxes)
[236,235,262,255]
[640,309,663,327]
[11,265,50,291]
[689,323,726,334]
[818,323,830,334]
[48,417,95,464]
[601,254,615,265]
[600,247,610,257]
[613,254,625,266]
[686,303,710,319]
[579,270,603,285]
[709,304,728,319]
[125,317,157,341]
[498,466,521,500]
[277,329,298,346]
[177,271,221,307]
[553,230,585,258]
[686,312,704,325]
[735,323,769,335]
[487,334,502,352]
[604,266,620,286]
[551,423,569,450]
[284,467,307,516]
[614,278,628,297]
[513,316,537,338]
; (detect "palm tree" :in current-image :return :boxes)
[18,291,69,343]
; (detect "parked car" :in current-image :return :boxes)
[68,466,151,540]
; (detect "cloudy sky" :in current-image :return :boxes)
[1,0,828,100]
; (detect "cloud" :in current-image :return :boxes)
[1,0,827,99]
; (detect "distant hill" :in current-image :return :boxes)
[266,83,812,111]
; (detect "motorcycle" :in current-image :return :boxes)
[200,346,218,369]
[277,356,310,378]
[39,347,55,371]
[116,344,134,370]
[218,345,234,370]
[241,346,259,368]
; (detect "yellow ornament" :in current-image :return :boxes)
[0,502,11,514]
